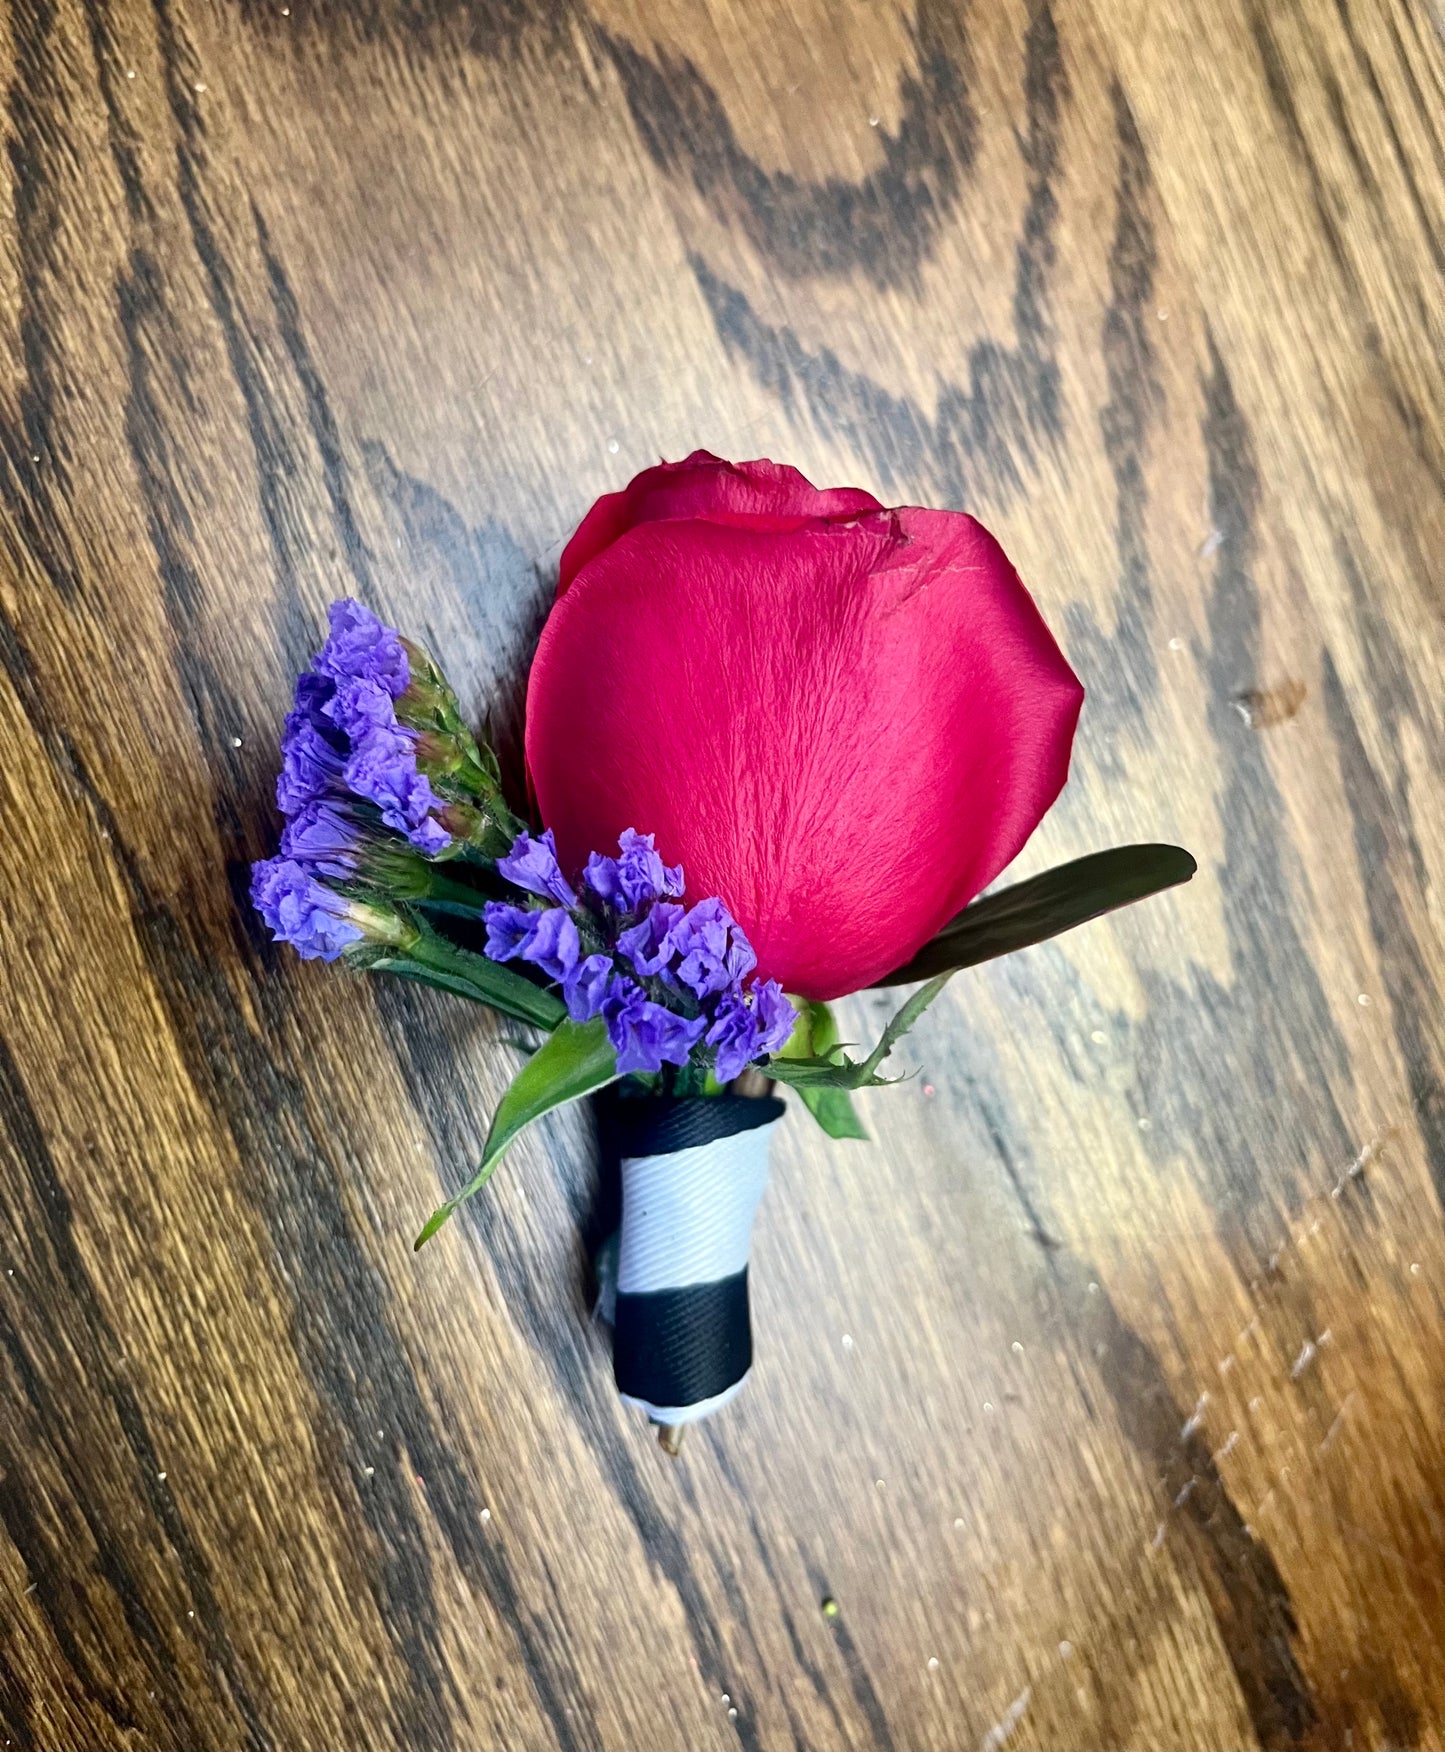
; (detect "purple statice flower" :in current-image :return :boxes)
[583,828,685,912]
[705,979,797,1081]
[276,704,346,814]
[704,993,756,1084]
[315,599,410,698]
[251,857,363,961]
[602,977,706,1075]
[522,908,580,981]
[280,799,364,878]
[272,608,450,855]
[410,815,451,857]
[668,897,757,999]
[294,670,336,719]
[345,726,450,855]
[750,979,797,1057]
[266,599,451,857]
[482,902,580,982]
[563,953,612,1023]
[616,901,683,978]
[323,676,400,739]
[483,902,535,962]
[479,822,789,1084]
[655,1008,709,1068]
[497,829,577,907]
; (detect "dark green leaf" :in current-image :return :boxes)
[414,1017,617,1247]
[361,920,565,1029]
[362,957,496,1004]
[874,844,1197,986]
[780,1001,869,1139]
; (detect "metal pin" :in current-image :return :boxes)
[657,1423,685,1456]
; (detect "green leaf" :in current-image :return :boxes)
[767,975,955,1091]
[781,1001,869,1139]
[414,1017,618,1247]
[874,844,1197,986]
[360,920,565,1030]
[763,1053,867,1090]
[798,1086,870,1140]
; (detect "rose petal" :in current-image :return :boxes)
[557,451,882,594]
[528,506,1083,999]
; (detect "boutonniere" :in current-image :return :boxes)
[253,452,1193,1447]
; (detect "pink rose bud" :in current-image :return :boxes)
[527,452,1083,1000]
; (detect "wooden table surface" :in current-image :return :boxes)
[2,1,1443,1747]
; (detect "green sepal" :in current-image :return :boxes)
[780,1001,869,1139]
[766,975,954,1091]
[414,1017,618,1247]
[874,844,1197,986]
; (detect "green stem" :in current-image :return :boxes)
[858,972,955,1080]
[415,869,493,916]
[671,1059,707,1098]
[377,926,565,1029]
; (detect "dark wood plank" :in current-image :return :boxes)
[1,1,1442,1746]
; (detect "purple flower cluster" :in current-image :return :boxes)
[276,600,450,857]
[484,828,795,1079]
[251,857,363,961]
[256,600,451,960]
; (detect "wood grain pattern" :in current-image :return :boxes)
[1,1,1442,1746]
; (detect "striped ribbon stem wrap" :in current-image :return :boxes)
[601,1093,785,1435]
